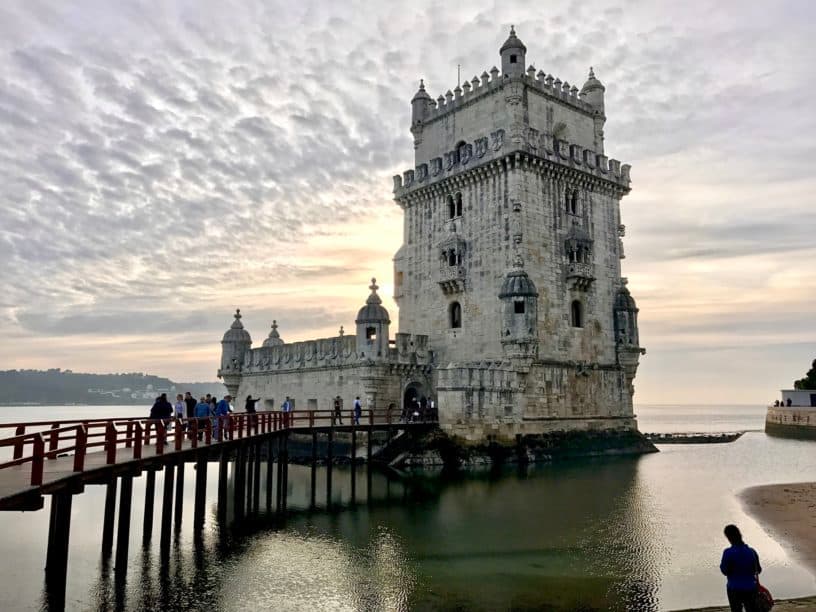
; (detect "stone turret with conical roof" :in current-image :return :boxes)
[614,279,645,396]
[581,66,607,152]
[262,320,284,348]
[219,309,252,396]
[355,278,391,360]
[499,253,539,360]
[500,25,526,78]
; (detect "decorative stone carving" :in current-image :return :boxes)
[459,143,472,165]
[490,129,505,151]
[474,137,488,158]
[416,163,428,182]
[430,157,442,176]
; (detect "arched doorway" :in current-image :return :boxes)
[403,383,424,420]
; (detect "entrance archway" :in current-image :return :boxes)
[403,383,424,419]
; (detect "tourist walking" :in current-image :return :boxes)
[333,395,343,425]
[281,396,292,428]
[245,395,260,433]
[184,391,197,418]
[194,396,211,440]
[149,393,173,420]
[719,524,762,612]
[214,394,232,440]
[353,396,362,425]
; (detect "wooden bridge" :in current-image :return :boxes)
[0,408,436,609]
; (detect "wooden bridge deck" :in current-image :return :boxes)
[0,409,435,511]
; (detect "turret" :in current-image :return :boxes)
[499,254,539,360]
[262,320,284,348]
[614,279,646,398]
[410,79,432,148]
[355,278,391,360]
[581,67,606,152]
[580,67,605,114]
[220,309,252,372]
[500,25,527,78]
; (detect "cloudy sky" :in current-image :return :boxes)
[1,0,813,403]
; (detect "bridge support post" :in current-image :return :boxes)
[275,435,283,515]
[174,461,184,532]
[244,443,252,514]
[115,474,133,576]
[252,440,261,515]
[367,426,373,501]
[326,427,334,508]
[281,432,289,515]
[101,479,117,557]
[265,437,273,512]
[218,449,228,522]
[160,462,175,553]
[45,490,73,593]
[194,454,208,529]
[142,470,155,545]
[351,428,357,503]
[234,443,246,520]
[310,431,317,509]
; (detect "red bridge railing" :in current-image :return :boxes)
[0,408,436,488]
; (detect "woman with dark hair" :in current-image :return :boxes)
[720,524,761,611]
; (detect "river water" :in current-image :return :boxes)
[0,404,813,611]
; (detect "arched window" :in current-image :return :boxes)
[448,250,457,266]
[449,301,462,329]
[455,192,463,217]
[570,300,583,328]
[571,190,579,215]
[447,195,455,219]
[514,300,525,314]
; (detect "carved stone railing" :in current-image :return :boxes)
[437,265,466,294]
[566,262,594,290]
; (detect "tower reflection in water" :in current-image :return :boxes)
[78,457,661,612]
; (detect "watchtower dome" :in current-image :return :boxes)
[355,278,391,359]
[500,25,526,78]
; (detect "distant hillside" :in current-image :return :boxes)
[0,369,226,405]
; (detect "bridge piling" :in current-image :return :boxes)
[234,444,246,519]
[244,443,252,514]
[326,428,334,508]
[367,426,373,499]
[160,462,175,553]
[44,490,73,608]
[101,479,117,557]
[142,470,156,545]
[310,431,317,509]
[217,449,228,521]
[281,432,289,514]
[252,440,261,515]
[351,429,357,503]
[265,437,273,512]
[275,436,283,515]
[193,455,207,529]
[174,462,184,532]
[114,474,133,576]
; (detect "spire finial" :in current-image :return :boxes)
[589,66,595,79]
[510,24,515,35]
[419,78,425,90]
[235,308,241,319]
[369,277,379,293]
[339,325,345,337]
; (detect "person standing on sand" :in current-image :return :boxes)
[720,524,761,612]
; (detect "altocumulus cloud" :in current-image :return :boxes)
[0,0,814,401]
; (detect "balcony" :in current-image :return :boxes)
[437,265,466,294]
[566,262,594,290]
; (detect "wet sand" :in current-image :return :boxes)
[741,482,816,575]
[673,595,816,611]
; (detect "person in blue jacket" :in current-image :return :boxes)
[719,524,761,612]
[194,396,212,440]
[214,394,232,440]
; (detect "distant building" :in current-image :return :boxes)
[218,27,645,442]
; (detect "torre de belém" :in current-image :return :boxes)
[218,27,646,444]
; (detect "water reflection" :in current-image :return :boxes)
[7,434,814,611]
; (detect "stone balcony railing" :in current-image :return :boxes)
[437,265,465,294]
[566,262,594,290]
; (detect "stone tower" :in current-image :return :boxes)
[392,27,644,440]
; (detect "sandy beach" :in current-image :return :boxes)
[741,482,816,575]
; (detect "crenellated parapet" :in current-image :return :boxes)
[417,64,597,127]
[393,128,631,199]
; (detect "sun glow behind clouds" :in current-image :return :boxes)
[0,0,814,401]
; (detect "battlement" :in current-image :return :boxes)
[393,129,631,198]
[421,64,595,125]
[238,332,432,374]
